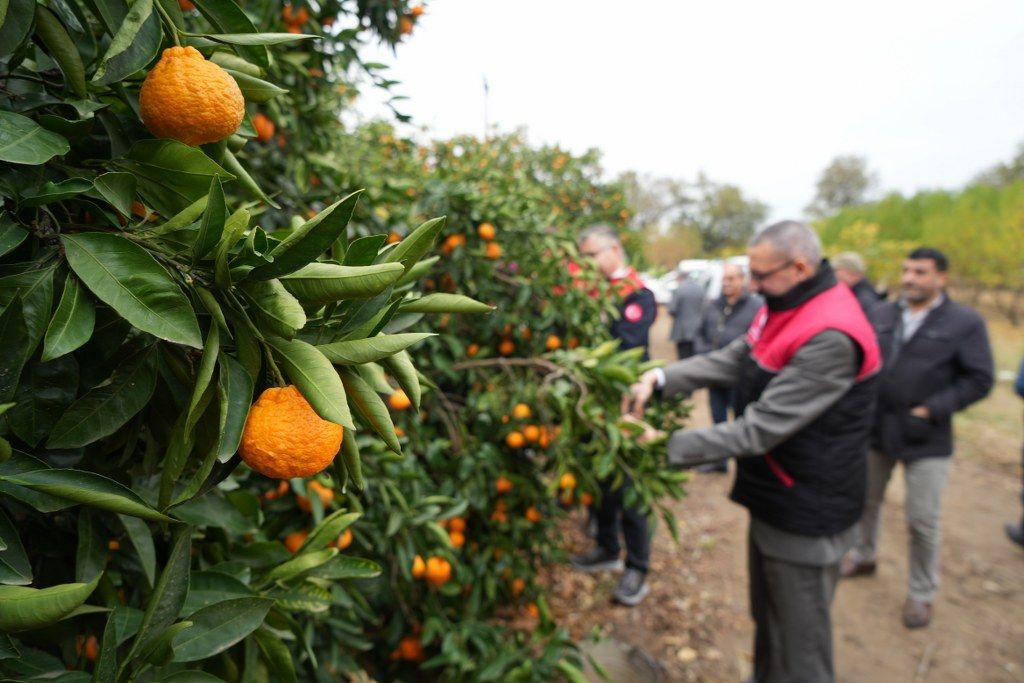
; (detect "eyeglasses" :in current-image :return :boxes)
[749,259,795,282]
[580,245,611,258]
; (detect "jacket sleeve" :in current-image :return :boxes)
[1015,357,1024,399]
[922,313,995,419]
[613,289,657,351]
[666,330,858,466]
[661,336,750,397]
[694,307,713,354]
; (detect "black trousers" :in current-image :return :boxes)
[676,341,695,360]
[595,474,650,573]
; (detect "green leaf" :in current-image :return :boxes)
[343,235,386,266]
[0,507,31,586]
[75,509,105,583]
[253,627,297,683]
[395,254,440,286]
[301,510,359,553]
[223,69,288,102]
[266,337,353,429]
[339,430,363,491]
[0,0,34,60]
[159,672,225,682]
[221,150,277,207]
[0,213,28,257]
[185,324,219,437]
[241,279,306,339]
[139,195,207,238]
[0,451,74,513]
[382,350,420,412]
[0,573,100,632]
[307,555,382,580]
[20,177,93,207]
[170,597,273,662]
[169,491,251,533]
[0,300,28,404]
[194,176,226,263]
[248,191,362,280]
[384,216,446,273]
[62,233,202,348]
[42,274,95,361]
[91,172,137,218]
[316,333,434,365]
[339,368,400,453]
[280,262,404,305]
[128,525,191,664]
[115,140,234,216]
[205,31,317,45]
[138,620,192,666]
[91,0,157,85]
[8,355,78,447]
[190,0,269,69]
[262,549,336,585]
[118,515,156,588]
[1,266,56,363]
[0,112,70,164]
[399,293,494,314]
[47,346,157,448]
[33,6,86,98]
[0,632,19,660]
[181,571,253,616]
[0,469,173,522]
[215,353,252,462]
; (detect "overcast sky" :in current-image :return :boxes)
[356,0,1024,220]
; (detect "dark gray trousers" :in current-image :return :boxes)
[749,530,841,683]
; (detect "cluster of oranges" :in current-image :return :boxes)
[281,3,310,33]
[502,403,558,451]
[399,5,425,36]
[439,222,501,260]
[411,554,452,587]
[439,516,466,548]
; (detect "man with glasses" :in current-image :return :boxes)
[570,224,658,606]
[624,221,881,682]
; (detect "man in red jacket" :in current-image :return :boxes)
[625,221,880,682]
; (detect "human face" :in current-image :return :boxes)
[834,267,859,286]
[579,236,623,279]
[747,242,814,297]
[721,265,745,300]
[900,258,946,306]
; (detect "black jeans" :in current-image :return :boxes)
[676,341,695,360]
[709,386,734,424]
[596,474,650,574]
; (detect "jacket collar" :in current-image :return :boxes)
[764,260,836,312]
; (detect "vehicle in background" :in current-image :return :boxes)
[645,256,749,305]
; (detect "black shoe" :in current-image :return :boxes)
[696,461,728,474]
[613,568,650,606]
[570,547,624,573]
[1006,521,1024,549]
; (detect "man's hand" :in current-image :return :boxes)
[910,405,930,420]
[621,370,660,419]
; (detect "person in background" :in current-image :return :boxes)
[841,247,994,629]
[668,269,705,360]
[834,251,885,315]
[693,263,763,473]
[625,221,881,682]
[571,224,657,606]
[1005,356,1024,549]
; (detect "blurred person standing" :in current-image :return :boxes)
[834,251,884,315]
[668,269,705,360]
[570,224,658,606]
[1007,356,1024,549]
[625,221,881,682]
[693,263,763,473]
[841,247,994,629]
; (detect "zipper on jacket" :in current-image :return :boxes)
[764,453,795,488]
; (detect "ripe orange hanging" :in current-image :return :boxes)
[333,528,353,550]
[495,475,513,494]
[545,334,562,351]
[498,338,515,356]
[411,554,426,579]
[525,506,541,523]
[512,403,531,419]
[252,112,275,142]
[284,529,308,554]
[477,222,496,240]
[559,472,577,490]
[239,385,343,479]
[485,242,502,260]
[449,530,465,548]
[505,431,525,449]
[296,480,334,513]
[388,389,412,411]
[424,557,451,586]
[139,47,244,146]
[522,425,540,442]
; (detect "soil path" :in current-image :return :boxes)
[547,309,1024,682]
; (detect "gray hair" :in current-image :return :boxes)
[577,223,621,248]
[723,262,747,282]
[832,251,866,277]
[749,220,822,264]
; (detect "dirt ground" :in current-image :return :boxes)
[544,308,1024,682]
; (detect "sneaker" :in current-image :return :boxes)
[839,555,876,578]
[1005,521,1024,549]
[613,568,650,606]
[902,598,932,629]
[570,547,624,573]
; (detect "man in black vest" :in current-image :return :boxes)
[571,224,658,607]
[625,221,881,683]
[841,247,994,629]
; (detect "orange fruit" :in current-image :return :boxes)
[526,603,539,619]
[498,339,515,356]
[322,15,335,26]
[75,635,99,662]
[495,475,513,494]
[580,492,594,506]
[387,231,402,244]
[396,635,425,662]
[424,556,451,587]
[522,425,540,443]
[512,403,531,419]
[240,386,343,479]
[411,554,426,579]
[545,334,562,351]
[394,425,406,438]
[264,480,289,500]
[449,530,465,548]
[467,343,480,357]
[252,112,275,142]
[525,506,541,523]
[559,472,577,490]
[449,517,466,533]
[520,326,532,341]
[477,222,496,240]
[505,431,525,449]
[399,16,413,34]
[284,529,308,554]
[334,528,353,550]
[485,242,502,260]
[388,389,412,411]
[568,336,581,349]
[500,414,510,424]
[139,47,244,146]
[107,539,120,551]
[411,4,425,17]
[296,480,334,513]
[512,577,525,596]
[178,0,195,9]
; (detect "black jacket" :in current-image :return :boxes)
[850,278,884,317]
[695,292,763,355]
[611,288,657,360]
[872,297,994,459]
